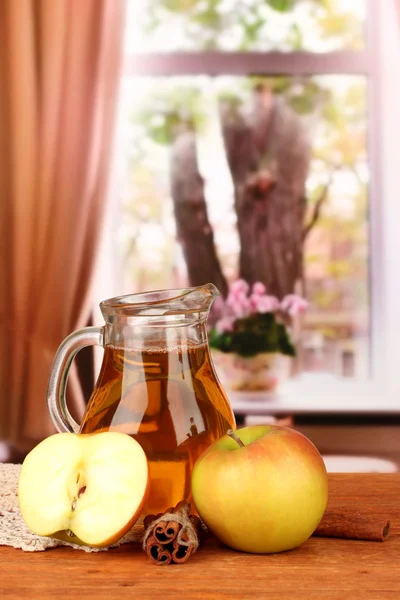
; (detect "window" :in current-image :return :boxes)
[100,0,400,408]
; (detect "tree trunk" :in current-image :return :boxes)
[221,87,311,298]
[169,87,311,301]
[169,130,228,297]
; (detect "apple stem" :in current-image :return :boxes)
[227,429,245,448]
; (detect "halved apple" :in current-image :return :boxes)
[18,432,149,547]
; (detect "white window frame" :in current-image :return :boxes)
[116,0,400,413]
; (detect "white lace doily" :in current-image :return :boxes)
[0,463,142,552]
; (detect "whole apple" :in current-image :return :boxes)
[191,425,328,553]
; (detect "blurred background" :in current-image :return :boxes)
[1,0,400,471]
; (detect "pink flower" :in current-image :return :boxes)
[252,282,266,296]
[215,317,235,334]
[229,279,250,296]
[253,294,280,314]
[281,294,308,317]
[249,294,259,312]
[227,293,250,318]
[226,281,251,318]
[212,295,225,319]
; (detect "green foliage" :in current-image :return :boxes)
[139,0,364,52]
[310,289,340,308]
[326,260,352,278]
[267,0,296,12]
[131,84,207,147]
[287,22,304,50]
[209,313,296,358]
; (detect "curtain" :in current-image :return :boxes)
[0,0,126,451]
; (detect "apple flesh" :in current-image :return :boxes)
[18,432,149,547]
[191,425,328,553]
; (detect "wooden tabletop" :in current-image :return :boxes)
[1,474,399,600]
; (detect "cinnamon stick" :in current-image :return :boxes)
[313,509,390,542]
[146,534,173,565]
[143,502,201,565]
[171,531,195,563]
[153,520,181,544]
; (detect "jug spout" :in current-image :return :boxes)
[100,283,219,319]
[175,283,219,314]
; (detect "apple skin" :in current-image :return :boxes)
[191,425,328,554]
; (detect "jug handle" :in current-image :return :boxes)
[47,327,104,433]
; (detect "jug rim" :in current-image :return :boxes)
[100,283,219,318]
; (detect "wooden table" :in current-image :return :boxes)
[1,474,399,600]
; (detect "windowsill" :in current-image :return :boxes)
[228,373,400,415]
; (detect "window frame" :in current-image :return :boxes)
[117,0,400,412]
[125,50,369,76]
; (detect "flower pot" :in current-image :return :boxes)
[211,350,292,393]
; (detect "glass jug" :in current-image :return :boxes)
[47,284,236,514]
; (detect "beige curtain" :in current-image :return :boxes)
[0,0,126,451]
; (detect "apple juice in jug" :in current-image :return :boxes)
[79,339,235,514]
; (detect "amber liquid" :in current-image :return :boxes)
[80,342,235,514]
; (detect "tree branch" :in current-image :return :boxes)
[302,174,334,241]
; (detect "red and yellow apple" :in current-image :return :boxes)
[191,425,328,553]
[18,432,149,547]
